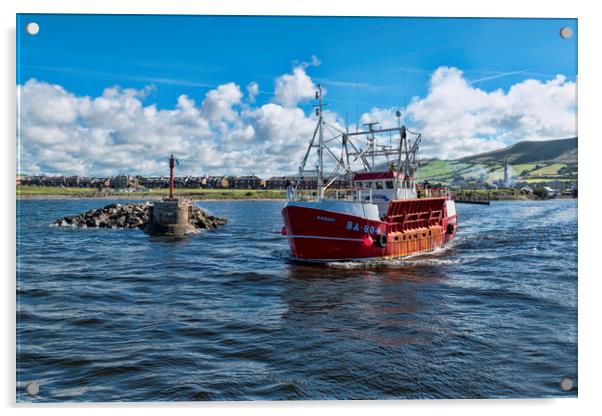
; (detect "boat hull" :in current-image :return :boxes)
[282,198,456,261]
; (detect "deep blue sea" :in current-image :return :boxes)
[16,198,577,402]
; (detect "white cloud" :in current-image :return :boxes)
[246,81,259,104]
[18,77,318,177]
[251,103,316,154]
[360,107,404,129]
[17,64,577,177]
[293,55,321,69]
[273,61,322,108]
[19,79,80,125]
[200,82,243,124]
[358,67,577,159]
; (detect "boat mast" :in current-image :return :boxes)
[316,85,324,200]
[393,125,406,198]
[393,111,402,196]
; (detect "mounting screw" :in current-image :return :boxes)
[26,22,40,36]
[560,377,573,392]
[560,27,572,39]
[25,381,40,396]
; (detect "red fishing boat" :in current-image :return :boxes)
[281,85,457,261]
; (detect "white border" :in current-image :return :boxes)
[3,1,600,415]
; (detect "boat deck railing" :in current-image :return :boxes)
[291,187,373,203]
[291,186,451,203]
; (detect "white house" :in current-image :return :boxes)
[543,186,559,197]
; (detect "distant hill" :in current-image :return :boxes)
[417,137,577,184]
[460,137,577,164]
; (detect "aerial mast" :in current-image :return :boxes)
[363,122,380,170]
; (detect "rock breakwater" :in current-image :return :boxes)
[54,202,227,231]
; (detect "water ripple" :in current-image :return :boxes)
[17,199,577,401]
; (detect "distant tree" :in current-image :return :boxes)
[533,187,548,199]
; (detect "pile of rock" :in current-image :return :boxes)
[54,202,226,231]
[188,205,228,230]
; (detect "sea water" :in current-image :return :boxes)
[16,199,577,401]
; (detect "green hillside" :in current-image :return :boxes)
[460,137,577,164]
[417,137,577,185]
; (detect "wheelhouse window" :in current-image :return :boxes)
[376,181,384,190]
[386,180,394,189]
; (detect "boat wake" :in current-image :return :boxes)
[326,240,460,269]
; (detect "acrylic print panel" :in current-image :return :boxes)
[16,14,578,402]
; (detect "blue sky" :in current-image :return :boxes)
[16,14,578,176]
[18,14,576,116]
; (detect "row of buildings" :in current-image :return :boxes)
[18,175,134,189]
[17,174,576,198]
[17,174,348,190]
